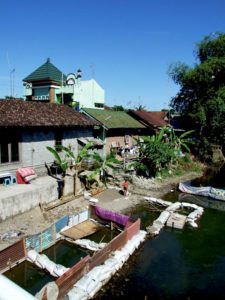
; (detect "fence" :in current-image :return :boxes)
[89,218,140,270]
[0,208,141,299]
[0,209,89,273]
[0,240,26,272]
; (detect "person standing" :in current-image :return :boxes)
[122,179,129,196]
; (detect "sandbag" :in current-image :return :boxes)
[75,275,95,292]
[87,281,103,298]
[35,281,59,300]
[113,250,128,264]
[187,210,199,220]
[123,241,136,255]
[35,254,50,269]
[74,239,106,251]
[53,264,69,277]
[45,260,57,277]
[187,219,198,228]
[166,202,181,211]
[67,286,88,300]
[27,249,38,263]
[154,211,170,225]
[35,254,46,268]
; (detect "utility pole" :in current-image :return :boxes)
[61,72,64,104]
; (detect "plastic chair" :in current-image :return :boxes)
[3,178,11,186]
[11,176,17,184]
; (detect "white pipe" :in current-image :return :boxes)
[0,274,36,300]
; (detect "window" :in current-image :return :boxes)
[94,103,104,108]
[0,131,20,164]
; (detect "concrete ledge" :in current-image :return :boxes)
[0,176,58,221]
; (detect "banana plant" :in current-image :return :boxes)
[88,153,112,182]
[46,146,70,200]
[174,129,195,152]
[47,141,95,196]
[46,146,69,176]
[53,141,94,164]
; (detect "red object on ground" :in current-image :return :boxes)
[16,171,25,184]
[16,167,36,184]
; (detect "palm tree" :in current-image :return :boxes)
[134,104,146,111]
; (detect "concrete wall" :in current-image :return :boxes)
[63,174,84,197]
[0,127,93,175]
[0,173,85,221]
[0,176,58,221]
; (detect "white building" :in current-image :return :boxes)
[23,59,105,110]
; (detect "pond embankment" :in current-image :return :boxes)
[0,168,204,251]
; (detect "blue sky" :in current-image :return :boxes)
[0,0,225,110]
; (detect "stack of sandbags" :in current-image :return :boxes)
[67,230,147,300]
[27,249,69,277]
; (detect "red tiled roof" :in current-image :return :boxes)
[0,99,99,128]
[129,110,169,128]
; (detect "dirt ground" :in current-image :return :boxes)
[0,171,202,251]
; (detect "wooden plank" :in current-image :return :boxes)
[61,220,100,240]
[43,194,83,211]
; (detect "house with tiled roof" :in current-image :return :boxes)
[128,109,170,134]
[0,99,99,175]
[23,59,105,109]
[81,108,148,154]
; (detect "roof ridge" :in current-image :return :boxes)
[23,58,66,83]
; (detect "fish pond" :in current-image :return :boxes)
[4,226,120,295]
[95,164,225,299]
[4,239,89,295]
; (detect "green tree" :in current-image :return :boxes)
[168,32,225,154]
[132,128,176,177]
[112,105,125,111]
[134,104,146,111]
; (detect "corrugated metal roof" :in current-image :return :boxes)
[82,108,146,129]
[0,100,99,128]
[23,58,66,83]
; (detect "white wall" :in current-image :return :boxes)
[73,79,105,109]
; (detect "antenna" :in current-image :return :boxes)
[6,52,15,98]
[89,63,95,79]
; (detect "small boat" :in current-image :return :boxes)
[179,182,225,201]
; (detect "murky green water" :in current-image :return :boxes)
[42,239,88,268]
[88,226,120,243]
[4,260,53,296]
[96,165,225,299]
[3,228,119,295]
[4,240,88,295]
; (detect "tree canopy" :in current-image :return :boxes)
[168,32,225,154]
[112,105,125,111]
